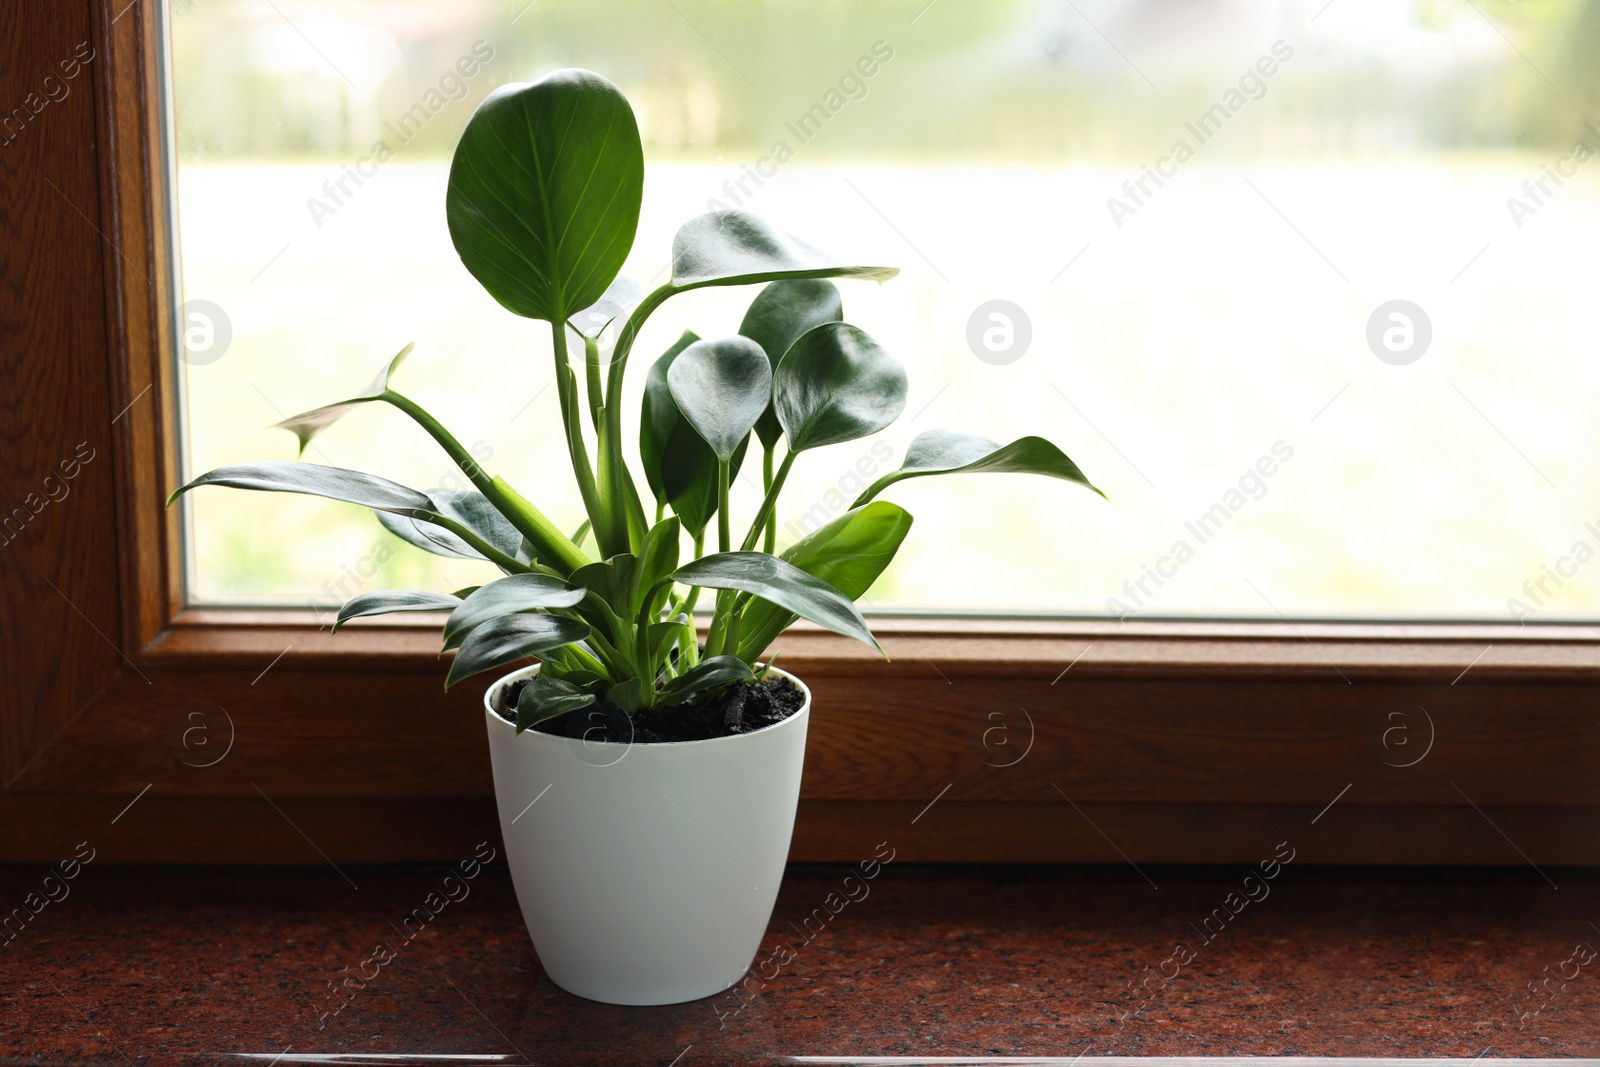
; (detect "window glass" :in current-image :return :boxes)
[168,0,1600,620]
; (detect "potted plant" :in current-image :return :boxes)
[171,68,1102,1005]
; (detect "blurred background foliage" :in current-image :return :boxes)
[168,0,1600,618]
[172,0,1600,164]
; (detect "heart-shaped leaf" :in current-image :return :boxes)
[669,210,897,291]
[447,70,644,322]
[446,612,590,689]
[673,551,881,654]
[658,655,755,704]
[333,589,462,632]
[443,574,587,650]
[739,280,843,447]
[272,344,414,454]
[640,332,747,538]
[851,430,1105,508]
[514,673,597,732]
[774,323,907,452]
[735,501,913,662]
[666,337,772,462]
[169,463,433,515]
[377,490,531,565]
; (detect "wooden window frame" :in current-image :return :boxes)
[4,0,1596,865]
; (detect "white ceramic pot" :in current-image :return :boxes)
[483,663,811,1005]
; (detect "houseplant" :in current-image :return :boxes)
[170,68,1102,1004]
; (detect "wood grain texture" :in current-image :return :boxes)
[11,659,1596,810]
[95,0,178,651]
[0,0,124,785]
[2,795,1595,866]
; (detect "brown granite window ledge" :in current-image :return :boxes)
[2,864,1596,1065]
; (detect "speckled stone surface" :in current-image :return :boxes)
[0,863,1595,1065]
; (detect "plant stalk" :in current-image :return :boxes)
[761,444,777,553]
[551,322,618,555]
[740,449,796,552]
[716,458,732,555]
[379,390,587,576]
[583,334,604,432]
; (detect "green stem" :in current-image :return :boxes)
[426,515,531,575]
[565,642,610,679]
[598,284,674,552]
[676,531,705,670]
[740,450,796,552]
[761,444,777,553]
[583,334,604,433]
[551,323,615,554]
[717,458,732,555]
[379,390,587,576]
[722,601,743,661]
[604,283,673,414]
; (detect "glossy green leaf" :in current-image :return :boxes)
[669,211,897,291]
[606,677,643,714]
[640,331,700,507]
[666,337,771,462]
[735,501,913,663]
[851,430,1105,508]
[442,574,587,651]
[446,70,644,322]
[673,551,881,654]
[169,463,433,516]
[774,323,907,452]
[271,344,414,455]
[377,489,530,565]
[658,655,755,704]
[633,516,681,616]
[639,332,746,537]
[571,553,638,616]
[333,590,461,632]
[514,673,596,733]
[446,612,590,689]
[648,613,692,665]
[739,280,843,447]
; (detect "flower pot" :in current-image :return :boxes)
[483,663,811,1005]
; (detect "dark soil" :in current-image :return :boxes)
[494,674,804,744]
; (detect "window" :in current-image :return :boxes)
[168,0,1600,619]
[2,0,1591,867]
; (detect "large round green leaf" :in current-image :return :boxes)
[446,70,644,322]
[851,429,1105,507]
[666,337,772,462]
[773,323,907,452]
[739,280,843,447]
